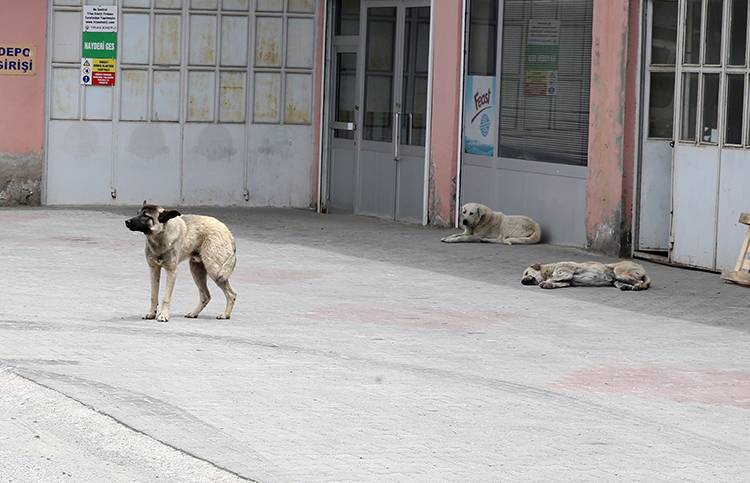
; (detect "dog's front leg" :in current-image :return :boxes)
[157,266,178,322]
[442,233,481,243]
[539,269,573,289]
[143,264,160,319]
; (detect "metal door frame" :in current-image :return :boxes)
[320,0,360,213]
[636,0,750,270]
[357,0,430,220]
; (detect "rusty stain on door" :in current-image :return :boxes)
[189,15,217,66]
[254,72,280,122]
[220,72,246,122]
[255,17,282,67]
[155,14,181,65]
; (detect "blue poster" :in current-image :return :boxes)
[463,75,496,156]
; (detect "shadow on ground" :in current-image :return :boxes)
[84,206,750,331]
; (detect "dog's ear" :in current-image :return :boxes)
[476,205,487,222]
[143,200,148,206]
[530,263,542,271]
[158,210,181,224]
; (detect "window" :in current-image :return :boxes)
[497,0,593,166]
[647,0,677,139]
[467,0,498,76]
[253,0,315,124]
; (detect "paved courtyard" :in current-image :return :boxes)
[1,206,749,482]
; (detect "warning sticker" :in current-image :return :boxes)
[92,58,115,73]
[81,57,116,86]
[92,71,115,86]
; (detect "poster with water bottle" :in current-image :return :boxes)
[463,75,496,157]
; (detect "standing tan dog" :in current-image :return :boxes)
[441,202,542,245]
[125,202,237,322]
[520,260,651,290]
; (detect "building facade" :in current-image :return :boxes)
[1,0,748,271]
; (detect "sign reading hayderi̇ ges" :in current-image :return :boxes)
[463,75,496,157]
[0,44,36,76]
[81,6,117,86]
[524,19,559,96]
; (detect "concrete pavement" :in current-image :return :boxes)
[0,207,749,481]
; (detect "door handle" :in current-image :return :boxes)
[407,113,413,145]
[394,111,401,161]
[330,121,356,131]
[669,140,675,148]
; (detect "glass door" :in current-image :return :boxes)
[328,47,359,211]
[356,1,430,222]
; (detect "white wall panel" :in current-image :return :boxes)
[286,17,314,68]
[247,125,313,206]
[191,0,218,9]
[716,149,750,270]
[155,0,182,8]
[123,0,152,8]
[115,123,182,205]
[219,72,246,122]
[223,0,249,10]
[84,87,113,120]
[53,11,80,63]
[189,15,217,65]
[121,70,149,121]
[288,0,314,13]
[122,13,150,65]
[256,0,283,11]
[154,14,182,65]
[47,121,113,204]
[221,16,249,66]
[187,71,216,121]
[51,68,81,120]
[253,72,281,122]
[152,70,181,121]
[47,0,317,209]
[284,73,312,124]
[182,124,245,204]
[255,17,283,67]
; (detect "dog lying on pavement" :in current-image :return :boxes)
[441,202,542,245]
[125,202,237,322]
[521,260,651,290]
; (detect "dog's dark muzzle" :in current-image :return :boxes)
[521,277,537,286]
[125,218,149,233]
[462,219,469,226]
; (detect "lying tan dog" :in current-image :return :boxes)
[521,260,651,290]
[126,202,237,322]
[441,202,542,245]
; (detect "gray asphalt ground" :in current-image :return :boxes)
[1,206,749,482]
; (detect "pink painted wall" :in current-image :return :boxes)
[427,0,463,226]
[0,0,46,205]
[586,0,636,254]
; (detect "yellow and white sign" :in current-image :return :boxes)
[0,44,36,76]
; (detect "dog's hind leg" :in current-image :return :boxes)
[213,278,236,320]
[205,254,237,320]
[186,261,211,318]
[613,266,650,291]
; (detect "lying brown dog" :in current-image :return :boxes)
[521,260,651,290]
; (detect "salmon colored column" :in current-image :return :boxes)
[586,0,639,255]
[427,0,463,226]
[0,0,47,205]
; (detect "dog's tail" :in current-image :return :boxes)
[215,241,237,283]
